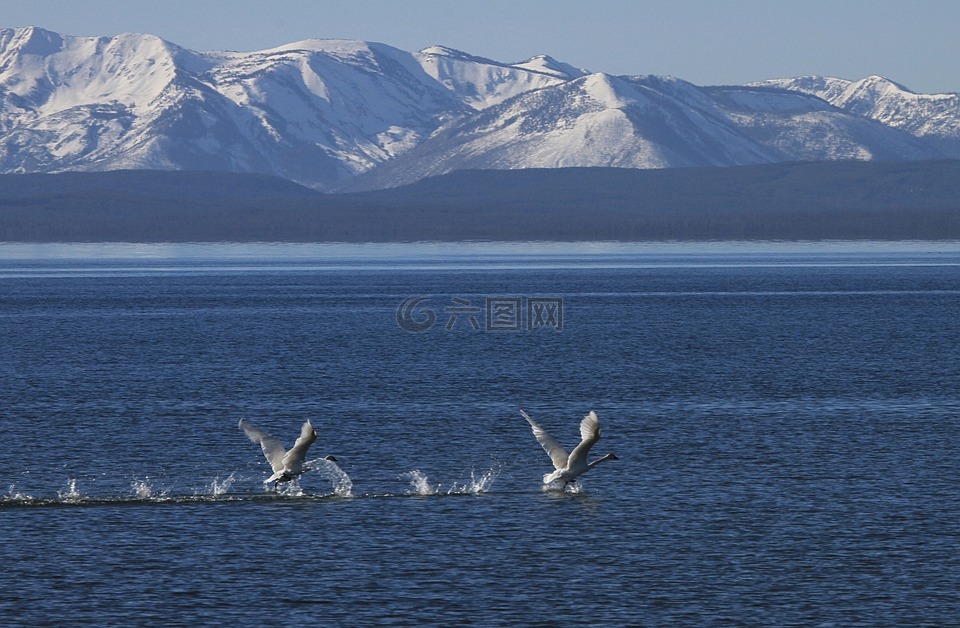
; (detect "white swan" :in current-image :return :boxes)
[521,410,618,488]
[238,418,336,488]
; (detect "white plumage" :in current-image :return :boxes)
[521,410,618,488]
[239,419,334,487]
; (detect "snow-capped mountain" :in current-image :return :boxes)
[353,74,935,190]
[0,26,956,190]
[0,27,572,188]
[751,75,960,158]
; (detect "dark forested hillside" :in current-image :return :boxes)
[2,161,960,241]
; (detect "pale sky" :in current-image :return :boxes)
[3,0,959,94]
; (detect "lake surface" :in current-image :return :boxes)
[2,241,960,625]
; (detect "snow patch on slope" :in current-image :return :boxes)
[415,45,567,109]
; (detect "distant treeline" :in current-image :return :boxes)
[2,160,960,241]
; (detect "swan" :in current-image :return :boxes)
[521,410,618,488]
[238,418,336,488]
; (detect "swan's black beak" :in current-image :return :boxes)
[325,455,338,462]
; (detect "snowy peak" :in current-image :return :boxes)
[753,74,954,106]
[269,38,380,55]
[418,45,495,64]
[849,74,911,93]
[261,37,421,76]
[836,75,917,110]
[204,37,464,174]
[414,45,569,110]
[0,26,64,57]
[751,75,854,102]
[578,72,643,108]
[753,74,960,155]
[511,54,588,79]
[0,27,195,114]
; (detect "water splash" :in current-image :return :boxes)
[208,473,236,497]
[6,484,33,502]
[447,468,498,495]
[309,458,353,497]
[131,478,153,499]
[402,470,440,495]
[58,479,83,502]
[277,480,304,497]
[541,480,584,494]
[402,468,498,496]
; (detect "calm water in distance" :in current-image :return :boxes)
[2,241,960,625]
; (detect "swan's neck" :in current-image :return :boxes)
[588,453,617,469]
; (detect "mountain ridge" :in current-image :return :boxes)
[2,26,959,191]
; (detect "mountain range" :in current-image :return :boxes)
[2,26,959,192]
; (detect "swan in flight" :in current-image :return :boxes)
[239,419,336,488]
[521,410,618,488]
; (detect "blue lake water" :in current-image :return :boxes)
[2,241,960,624]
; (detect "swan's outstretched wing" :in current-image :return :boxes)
[567,411,601,467]
[239,419,287,473]
[521,410,569,470]
[579,411,600,443]
[282,420,317,467]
